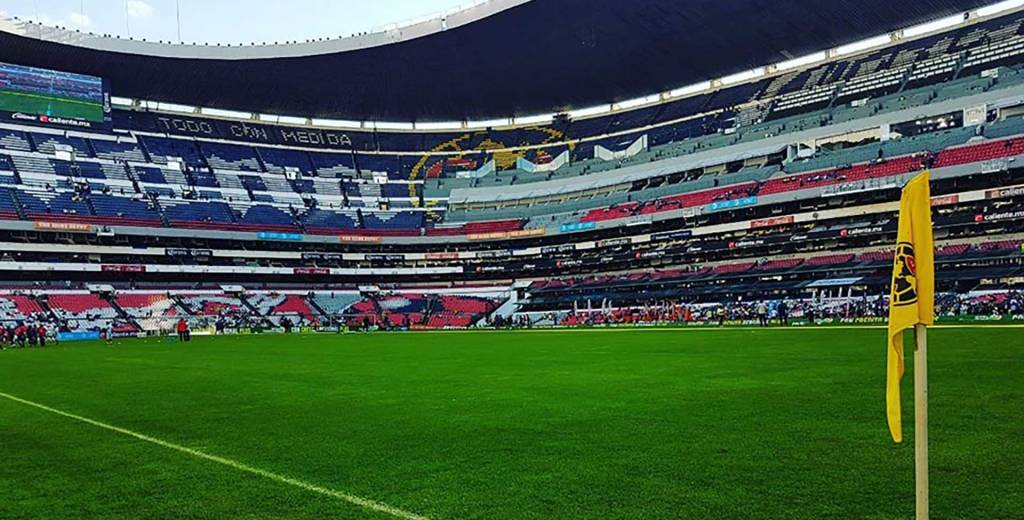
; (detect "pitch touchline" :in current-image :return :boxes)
[0,392,429,520]
[412,324,1024,333]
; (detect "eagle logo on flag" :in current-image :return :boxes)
[892,242,918,306]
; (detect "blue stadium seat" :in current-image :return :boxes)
[261,147,314,175]
[239,205,295,227]
[162,200,236,224]
[133,166,168,184]
[0,129,32,152]
[203,142,263,172]
[300,208,357,230]
[141,137,206,168]
[240,176,268,192]
[31,133,92,157]
[90,194,162,221]
[362,211,423,230]
[92,139,147,162]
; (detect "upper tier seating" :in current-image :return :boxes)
[759,156,921,195]
[141,136,206,168]
[935,137,1024,167]
[90,194,162,223]
[238,205,296,229]
[32,134,92,156]
[0,187,21,219]
[300,208,358,232]
[0,131,1019,235]
[163,200,236,226]
[261,148,315,175]
[362,211,424,231]
[92,139,147,162]
[0,129,32,151]
[203,143,263,172]
[1,12,1023,237]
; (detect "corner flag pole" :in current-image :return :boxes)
[914,323,929,520]
[886,171,932,518]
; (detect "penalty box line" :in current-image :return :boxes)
[0,392,429,520]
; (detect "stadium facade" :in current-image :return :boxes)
[0,0,1021,336]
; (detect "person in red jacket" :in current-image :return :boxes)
[37,324,47,347]
[176,318,190,342]
[13,323,27,348]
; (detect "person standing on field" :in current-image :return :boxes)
[176,318,190,342]
[756,302,769,327]
[14,322,27,348]
[777,300,789,326]
[26,323,37,347]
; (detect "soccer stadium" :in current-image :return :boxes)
[0,0,1022,517]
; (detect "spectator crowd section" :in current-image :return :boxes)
[0,10,1024,239]
[523,236,1023,309]
[544,290,1024,328]
[176,293,247,317]
[4,126,1024,237]
[0,294,46,324]
[560,132,1024,225]
[43,293,136,334]
[115,293,186,332]
[0,181,1020,334]
[0,290,508,334]
[2,6,1024,344]
[0,228,1017,335]
[313,293,501,329]
[247,293,319,324]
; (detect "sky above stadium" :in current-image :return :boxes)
[0,0,470,44]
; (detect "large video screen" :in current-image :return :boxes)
[0,61,110,128]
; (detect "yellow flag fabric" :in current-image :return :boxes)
[886,171,935,443]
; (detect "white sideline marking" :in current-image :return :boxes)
[0,392,429,520]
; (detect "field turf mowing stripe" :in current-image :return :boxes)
[0,392,429,520]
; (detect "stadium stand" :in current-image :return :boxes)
[46,293,134,333]
[0,294,45,324]
[115,293,185,332]
[0,5,1019,336]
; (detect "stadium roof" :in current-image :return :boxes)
[0,0,1005,122]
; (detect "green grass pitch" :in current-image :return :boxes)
[0,90,105,122]
[0,327,1021,519]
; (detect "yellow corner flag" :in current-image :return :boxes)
[886,172,935,443]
